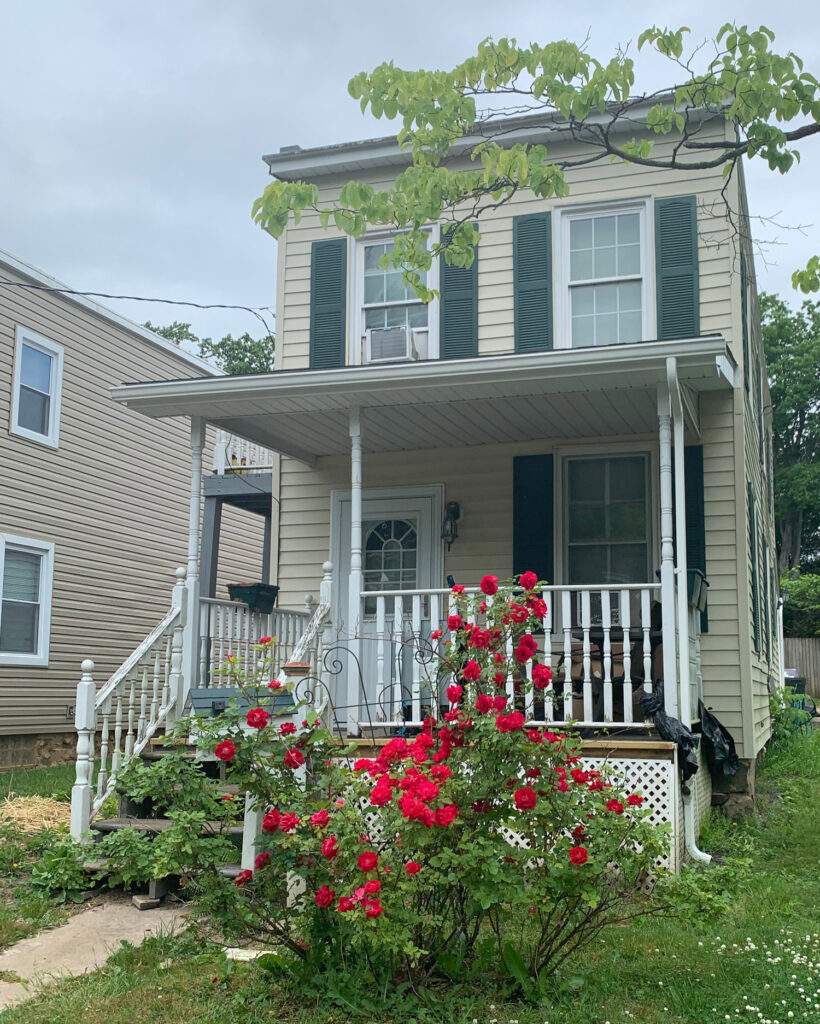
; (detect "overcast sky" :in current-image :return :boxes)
[1,0,818,345]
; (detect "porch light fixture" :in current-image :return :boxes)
[441,501,460,550]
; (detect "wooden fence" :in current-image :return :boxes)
[783,638,820,698]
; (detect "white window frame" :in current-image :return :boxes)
[11,327,64,448]
[554,199,656,350]
[348,227,440,365]
[0,533,55,667]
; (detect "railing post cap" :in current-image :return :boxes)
[81,659,95,674]
[175,566,187,582]
[322,560,333,575]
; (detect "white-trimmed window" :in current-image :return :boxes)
[556,202,654,349]
[0,534,55,666]
[11,327,64,447]
[353,232,439,364]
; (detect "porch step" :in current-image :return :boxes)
[91,817,244,837]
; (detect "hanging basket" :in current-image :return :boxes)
[226,582,280,614]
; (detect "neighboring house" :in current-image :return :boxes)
[0,250,268,768]
[72,107,780,866]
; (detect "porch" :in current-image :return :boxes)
[70,337,735,853]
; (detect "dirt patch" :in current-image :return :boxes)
[1,797,71,833]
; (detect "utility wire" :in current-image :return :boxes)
[0,278,275,336]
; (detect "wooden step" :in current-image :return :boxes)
[91,817,243,837]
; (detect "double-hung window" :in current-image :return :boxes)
[11,327,64,447]
[558,203,652,348]
[0,534,55,666]
[356,233,438,363]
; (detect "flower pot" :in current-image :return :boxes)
[226,582,280,614]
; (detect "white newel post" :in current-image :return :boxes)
[657,385,679,718]
[179,416,205,719]
[347,408,363,736]
[168,567,187,714]
[70,659,96,841]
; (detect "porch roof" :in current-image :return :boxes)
[111,336,736,465]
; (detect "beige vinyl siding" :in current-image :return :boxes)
[277,121,736,372]
[0,263,262,736]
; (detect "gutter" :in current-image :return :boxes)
[667,355,712,865]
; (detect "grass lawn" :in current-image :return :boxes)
[2,733,819,1024]
[0,762,77,802]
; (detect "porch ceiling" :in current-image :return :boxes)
[112,337,736,465]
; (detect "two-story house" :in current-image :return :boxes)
[0,249,271,769]
[74,109,780,867]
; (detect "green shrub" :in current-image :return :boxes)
[30,835,89,902]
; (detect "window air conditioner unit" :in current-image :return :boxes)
[365,326,427,364]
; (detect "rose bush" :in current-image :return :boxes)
[127,576,669,993]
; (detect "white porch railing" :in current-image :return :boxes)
[197,598,313,687]
[70,568,187,839]
[212,429,274,475]
[354,583,662,731]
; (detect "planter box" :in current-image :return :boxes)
[226,583,279,614]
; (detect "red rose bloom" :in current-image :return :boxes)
[496,711,525,732]
[480,575,499,596]
[462,660,481,682]
[475,693,494,714]
[515,634,538,664]
[446,683,463,704]
[234,869,253,886]
[364,900,384,919]
[431,629,442,640]
[589,779,604,791]
[435,803,459,827]
[605,798,624,815]
[405,860,421,875]
[310,809,330,828]
[279,721,297,736]
[627,794,644,807]
[470,629,492,649]
[254,852,271,870]
[532,663,553,690]
[430,764,452,781]
[525,766,541,779]
[358,851,378,872]
[246,707,269,729]
[262,809,280,833]
[321,835,339,859]
[514,786,537,810]
[569,845,589,865]
[279,812,300,832]
[268,679,281,690]
[519,571,538,591]
[364,879,381,895]
[314,885,335,908]
[337,896,356,912]
[447,614,463,632]
[571,769,590,784]
[370,782,394,807]
[214,740,236,762]
[572,824,586,840]
[492,694,508,711]
[258,635,273,644]
[451,584,465,594]
[284,748,305,769]
[526,729,544,744]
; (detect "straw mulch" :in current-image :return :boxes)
[1,795,71,833]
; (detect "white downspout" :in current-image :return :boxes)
[667,357,712,865]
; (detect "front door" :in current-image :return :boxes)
[332,488,443,728]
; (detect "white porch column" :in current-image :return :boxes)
[347,407,363,736]
[178,416,205,718]
[657,385,679,718]
[669,358,693,728]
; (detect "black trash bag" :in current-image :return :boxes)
[698,699,739,776]
[640,683,700,787]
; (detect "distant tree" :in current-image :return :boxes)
[144,320,275,375]
[780,570,820,636]
[760,294,820,571]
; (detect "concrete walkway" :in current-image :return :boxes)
[0,899,187,1011]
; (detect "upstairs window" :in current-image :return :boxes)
[0,534,54,666]
[557,203,653,349]
[11,328,64,447]
[354,234,438,363]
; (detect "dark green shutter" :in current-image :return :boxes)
[513,213,553,352]
[740,249,750,393]
[439,230,478,359]
[655,196,700,340]
[684,445,708,631]
[309,238,347,369]
[762,539,771,662]
[748,481,761,653]
[513,454,554,585]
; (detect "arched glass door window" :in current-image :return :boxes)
[363,519,417,615]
